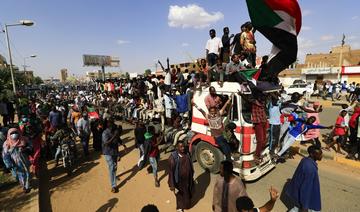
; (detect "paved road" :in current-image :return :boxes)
[40,106,360,212]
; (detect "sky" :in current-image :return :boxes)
[0,0,360,79]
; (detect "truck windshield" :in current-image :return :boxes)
[241,94,252,123]
[230,95,239,121]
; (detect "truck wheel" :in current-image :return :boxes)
[195,141,223,173]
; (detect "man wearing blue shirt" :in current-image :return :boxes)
[276,116,332,157]
[286,145,323,212]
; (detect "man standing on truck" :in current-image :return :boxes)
[194,94,233,161]
[239,92,268,164]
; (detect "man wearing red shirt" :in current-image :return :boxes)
[146,126,162,187]
[204,86,222,110]
[324,110,347,154]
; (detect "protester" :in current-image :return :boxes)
[221,27,234,63]
[204,86,223,109]
[276,116,332,159]
[194,94,233,160]
[134,121,146,158]
[168,142,194,212]
[77,112,91,157]
[141,204,159,212]
[347,104,360,160]
[49,106,62,131]
[236,186,279,212]
[102,119,121,193]
[145,126,162,187]
[213,160,247,212]
[2,128,32,193]
[286,145,323,212]
[240,22,256,67]
[91,119,104,152]
[268,95,281,154]
[51,124,76,166]
[323,110,348,154]
[206,29,223,67]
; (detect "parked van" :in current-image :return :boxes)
[188,82,275,181]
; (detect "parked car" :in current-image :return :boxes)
[285,83,313,95]
[293,79,306,84]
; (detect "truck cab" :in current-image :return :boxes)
[189,82,275,181]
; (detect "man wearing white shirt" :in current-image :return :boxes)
[164,69,171,91]
[206,29,223,66]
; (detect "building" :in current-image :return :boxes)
[86,70,122,81]
[43,77,60,84]
[301,45,360,82]
[0,54,7,69]
[278,69,303,86]
[342,65,360,83]
[60,69,68,82]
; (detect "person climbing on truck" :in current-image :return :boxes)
[193,93,234,161]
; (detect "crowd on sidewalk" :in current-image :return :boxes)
[1,22,360,212]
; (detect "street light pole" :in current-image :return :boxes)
[4,20,34,93]
[23,55,37,72]
[4,25,16,93]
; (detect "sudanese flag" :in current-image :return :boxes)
[246,0,302,80]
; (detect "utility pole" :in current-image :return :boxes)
[338,34,345,82]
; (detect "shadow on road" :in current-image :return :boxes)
[157,158,169,183]
[117,165,138,189]
[118,144,136,158]
[0,169,40,211]
[96,197,119,212]
[48,151,101,191]
[191,170,211,207]
[39,159,53,212]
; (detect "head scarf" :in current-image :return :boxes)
[349,106,360,129]
[5,128,27,149]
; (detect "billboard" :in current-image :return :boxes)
[83,55,120,67]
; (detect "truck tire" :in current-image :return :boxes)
[195,141,223,173]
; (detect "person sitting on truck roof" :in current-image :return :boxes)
[194,94,233,161]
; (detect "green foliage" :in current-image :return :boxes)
[125,72,130,80]
[144,69,151,76]
[33,76,43,85]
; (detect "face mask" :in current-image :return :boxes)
[10,133,20,140]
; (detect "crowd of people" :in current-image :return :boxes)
[0,23,360,212]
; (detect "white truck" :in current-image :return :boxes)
[188,82,275,181]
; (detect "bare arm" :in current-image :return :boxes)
[193,102,207,118]
[259,187,279,212]
[220,94,233,116]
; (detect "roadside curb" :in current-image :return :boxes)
[334,156,360,169]
[293,145,360,169]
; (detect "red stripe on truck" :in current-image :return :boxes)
[192,116,254,154]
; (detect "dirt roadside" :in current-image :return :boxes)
[38,121,360,212]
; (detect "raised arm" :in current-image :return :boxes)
[259,186,279,212]
[193,102,207,118]
[220,94,233,116]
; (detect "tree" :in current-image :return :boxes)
[144,69,151,76]
[125,72,130,80]
[33,76,43,85]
